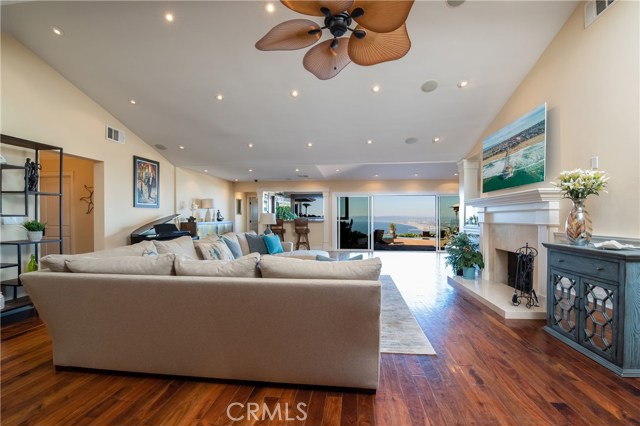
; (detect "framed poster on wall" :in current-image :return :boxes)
[482,103,547,193]
[133,156,160,208]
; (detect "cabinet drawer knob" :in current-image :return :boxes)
[557,259,565,263]
[596,266,604,271]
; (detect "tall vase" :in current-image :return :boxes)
[565,198,592,246]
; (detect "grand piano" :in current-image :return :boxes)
[130,214,191,244]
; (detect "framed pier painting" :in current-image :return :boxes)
[482,103,547,193]
[133,156,160,208]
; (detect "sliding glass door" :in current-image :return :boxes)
[337,196,372,250]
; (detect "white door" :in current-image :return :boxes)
[249,197,259,233]
[40,174,72,255]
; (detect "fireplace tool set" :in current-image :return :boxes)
[511,243,539,308]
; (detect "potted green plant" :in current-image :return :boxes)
[445,232,484,278]
[23,219,46,242]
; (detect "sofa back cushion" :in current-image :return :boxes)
[174,253,260,278]
[259,256,382,281]
[153,236,198,260]
[65,253,175,275]
[40,240,158,272]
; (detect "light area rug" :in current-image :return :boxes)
[380,275,436,355]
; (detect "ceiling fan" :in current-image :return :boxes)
[256,1,415,80]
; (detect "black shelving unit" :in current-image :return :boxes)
[1,134,63,317]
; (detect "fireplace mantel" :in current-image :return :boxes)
[467,188,563,208]
[449,188,563,319]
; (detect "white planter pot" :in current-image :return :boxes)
[27,231,43,242]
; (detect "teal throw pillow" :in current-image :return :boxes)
[246,233,269,255]
[222,236,243,259]
[263,234,284,254]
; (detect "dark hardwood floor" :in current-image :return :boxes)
[2,252,639,425]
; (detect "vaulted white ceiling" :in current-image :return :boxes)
[1,1,578,182]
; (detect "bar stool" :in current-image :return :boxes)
[271,218,286,242]
[294,218,310,250]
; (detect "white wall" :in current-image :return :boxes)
[2,33,177,248]
[466,1,640,238]
[174,168,234,224]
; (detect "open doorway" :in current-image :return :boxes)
[40,153,95,255]
[372,195,460,251]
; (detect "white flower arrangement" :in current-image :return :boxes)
[553,168,609,200]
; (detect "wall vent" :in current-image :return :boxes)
[105,125,125,144]
[584,0,616,28]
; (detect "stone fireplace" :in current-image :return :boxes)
[450,188,563,318]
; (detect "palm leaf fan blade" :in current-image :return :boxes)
[281,0,355,16]
[255,19,321,51]
[348,24,411,66]
[350,0,414,33]
[303,38,352,80]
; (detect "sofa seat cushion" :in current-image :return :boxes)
[65,253,175,275]
[40,240,158,272]
[175,253,260,278]
[259,255,382,281]
[154,236,198,260]
[274,249,330,260]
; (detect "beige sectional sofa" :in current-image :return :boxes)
[21,237,382,389]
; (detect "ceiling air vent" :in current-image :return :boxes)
[584,0,616,28]
[105,125,125,144]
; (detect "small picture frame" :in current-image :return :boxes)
[133,156,160,208]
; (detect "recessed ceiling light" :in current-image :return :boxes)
[374,174,380,177]
[178,145,185,150]
[265,2,276,13]
[367,139,373,145]
[52,27,64,36]
[454,172,459,176]
[335,169,341,172]
[129,99,137,105]
[457,80,470,88]
[234,178,239,182]
[248,143,254,148]
[413,173,419,177]
[290,89,299,97]
[433,137,441,143]
[165,13,174,22]
[421,80,439,93]
[204,169,208,173]
[307,142,313,147]
[371,85,380,93]
[405,137,418,145]
[249,169,253,172]
[295,168,300,172]
[215,94,224,101]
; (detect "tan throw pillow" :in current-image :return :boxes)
[40,240,158,272]
[199,240,234,260]
[174,253,260,278]
[259,256,382,281]
[153,236,198,259]
[194,234,220,259]
[235,232,252,256]
[65,253,175,275]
